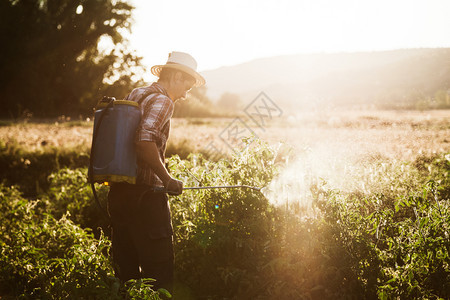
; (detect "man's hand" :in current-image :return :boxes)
[136,141,183,195]
[165,178,183,195]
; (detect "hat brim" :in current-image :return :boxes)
[151,64,205,87]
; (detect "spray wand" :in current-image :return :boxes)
[152,185,263,194]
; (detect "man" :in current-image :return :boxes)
[107,52,205,292]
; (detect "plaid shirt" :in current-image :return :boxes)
[126,83,174,187]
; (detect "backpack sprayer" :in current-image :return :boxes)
[88,96,264,218]
[89,97,141,184]
[88,96,141,217]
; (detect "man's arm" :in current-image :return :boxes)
[135,141,183,194]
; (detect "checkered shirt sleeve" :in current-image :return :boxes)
[136,94,174,144]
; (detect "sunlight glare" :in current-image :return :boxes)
[264,141,372,215]
[76,5,83,15]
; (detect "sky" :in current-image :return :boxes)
[126,0,450,74]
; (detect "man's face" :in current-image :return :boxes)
[173,73,196,101]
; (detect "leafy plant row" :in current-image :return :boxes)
[0,184,171,299]
[166,146,449,299]
[0,141,448,299]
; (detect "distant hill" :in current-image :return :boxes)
[202,48,450,110]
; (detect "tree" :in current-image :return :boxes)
[173,86,219,118]
[217,92,242,113]
[0,0,145,117]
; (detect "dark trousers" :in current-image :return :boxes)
[108,183,174,292]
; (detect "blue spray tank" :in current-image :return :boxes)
[89,97,141,185]
[88,96,141,218]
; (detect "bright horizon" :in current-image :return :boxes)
[127,0,450,76]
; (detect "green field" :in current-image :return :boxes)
[1,110,449,299]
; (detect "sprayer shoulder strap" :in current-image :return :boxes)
[124,88,157,107]
[137,89,158,106]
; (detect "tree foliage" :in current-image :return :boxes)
[217,92,242,112]
[173,86,221,118]
[0,0,145,118]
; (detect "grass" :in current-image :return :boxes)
[1,110,448,162]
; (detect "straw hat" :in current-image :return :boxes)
[151,51,205,87]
